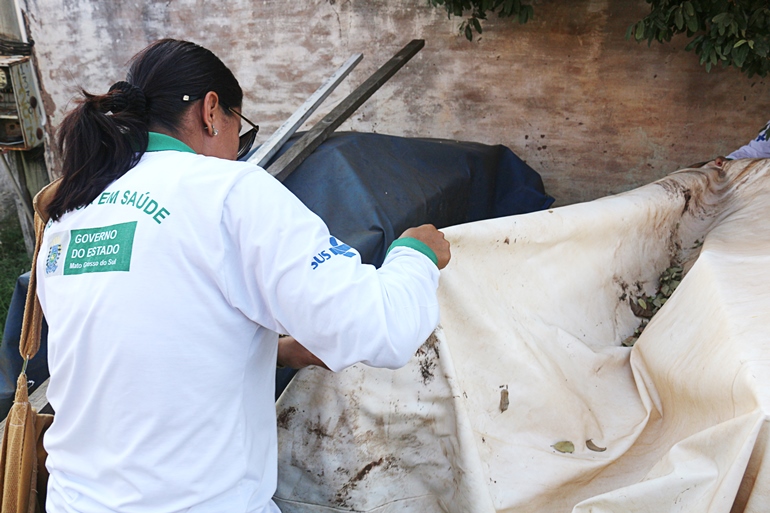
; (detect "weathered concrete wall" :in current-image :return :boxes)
[0,165,16,221]
[21,0,770,205]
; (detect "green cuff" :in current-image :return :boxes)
[386,237,438,267]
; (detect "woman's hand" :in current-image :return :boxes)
[399,224,451,269]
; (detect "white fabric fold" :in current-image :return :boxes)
[275,159,770,513]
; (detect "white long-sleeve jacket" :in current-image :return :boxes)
[37,135,440,513]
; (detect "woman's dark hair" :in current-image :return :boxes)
[48,39,243,220]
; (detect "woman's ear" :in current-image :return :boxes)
[201,91,220,136]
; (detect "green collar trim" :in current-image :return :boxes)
[146,132,195,154]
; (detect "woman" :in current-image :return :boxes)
[38,39,449,513]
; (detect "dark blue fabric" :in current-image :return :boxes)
[1,132,554,410]
[0,272,48,419]
[269,133,553,399]
[275,132,554,266]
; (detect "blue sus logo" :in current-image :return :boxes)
[311,237,356,270]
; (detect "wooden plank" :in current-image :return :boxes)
[0,378,50,438]
[248,53,363,168]
[267,39,425,182]
[0,152,33,225]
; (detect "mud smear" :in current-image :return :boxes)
[334,456,397,508]
[416,332,440,385]
[277,406,297,430]
[306,417,333,439]
[615,161,769,346]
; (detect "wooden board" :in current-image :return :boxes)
[267,39,425,182]
[248,53,363,168]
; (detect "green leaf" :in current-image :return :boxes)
[464,23,473,41]
[734,39,747,48]
[684,1,695,17]
[622,336,637,347]
[675,9,684,30]
[687,15,699,33]
[638,298,648,310]
[635,22,646,41]
[712,13,731,26]
[472,17,483,34]
[503,0,513,16]
[734,43,750,67]
[755,40,769,58]
[552,441,575,453]
[519,6,529,24]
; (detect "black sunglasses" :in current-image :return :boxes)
[228,107,260,160]
[181,94,259,159]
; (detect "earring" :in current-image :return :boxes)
[212,125,219,136]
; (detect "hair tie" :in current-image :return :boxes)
[106,81,147,116]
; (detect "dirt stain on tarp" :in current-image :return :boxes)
[416,332,440,385]
[334,456,397,507]
[306,417,333,439]
[276,406,297,429]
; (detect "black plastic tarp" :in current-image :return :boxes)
[274,132,553,266]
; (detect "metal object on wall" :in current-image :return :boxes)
[267,39,425,182]
[0,55,45,150]
[248,53,363,168]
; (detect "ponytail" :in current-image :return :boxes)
[49,82,149,221]
[49,39,243,221]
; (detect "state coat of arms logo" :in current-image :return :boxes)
[45,242,62,274]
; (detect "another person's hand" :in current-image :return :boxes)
[687,156,729,168]
[277,336,330,370]
[399,224,451,269]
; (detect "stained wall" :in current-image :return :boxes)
[22,0,770,205]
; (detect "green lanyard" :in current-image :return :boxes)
[146,132,195,154]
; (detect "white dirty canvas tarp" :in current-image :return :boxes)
[273,159,770,513]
